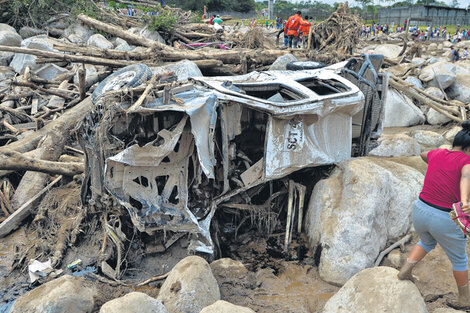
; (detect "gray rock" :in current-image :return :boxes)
[426,107,453,125]
[0,66,15,88]
[419,61,456,89]
[36,64,69,81]
[410,130,445,147]
[100,292,168,313]
[448,74,470,103]
[433,308,466,313]
[305,158,424,285]
[157,256,220,313]
[10,35,58,74]
[0,52,14,66]
[19,26,45,39]
[383,89,425,127]
[405,76,423,89]
[269,54,297,71]
[0,24,17,34]
[73,64,99,88]
[67,34,84,44]
[64,23,93,43]
[200,301,255,313]
[87,34,113,50]
[369,133,421,157]
[10,275,97,313]
[115,42,132,51]
[424,87,445,100]
[139,27,166,44]
[374,44,402,59]
[0,31,22,47]
[323,267,427,313]
[150,60,202,82]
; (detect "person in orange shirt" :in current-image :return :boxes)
[300,15,311,48]
[284,11,311,48]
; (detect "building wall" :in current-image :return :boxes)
[378,6,470,26]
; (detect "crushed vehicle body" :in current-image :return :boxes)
[80,54,387,254]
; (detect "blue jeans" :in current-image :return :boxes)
[413,199,468,271]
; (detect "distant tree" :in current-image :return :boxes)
[231,0,256,12]
[451,0,460,7]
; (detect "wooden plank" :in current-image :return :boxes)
[0,175,62,238]
[241,158,264,187]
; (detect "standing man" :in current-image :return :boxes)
[300,15,311,48]
[284,11,311,48]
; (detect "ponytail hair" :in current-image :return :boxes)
[452,121,470,150]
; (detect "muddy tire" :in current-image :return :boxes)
[286,61,326,71]
[92,64,152,104]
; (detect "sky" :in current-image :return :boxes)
[257,0,470,8]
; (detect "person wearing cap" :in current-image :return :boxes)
[284,11,311,48]
[213,15,223,25]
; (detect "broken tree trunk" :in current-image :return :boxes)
[77,14,168,50]
[0,150,84,176]
[11,130,66,209]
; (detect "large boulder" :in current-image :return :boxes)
[10,275,98,313]
[150,60,202,82]
[269,54,297,71]
[433,309,466,313]
[210,258,256,301]
[383,89,425,127]
[369,134,421,157]
[323,267,427,313]
[87,34,113,50]
[409,130,444,147]
[0,24,17,34]
[19,26,45,38]
[419,61,456,89]
[305,157,424,285]
[36,63,69,81]
[10,35,58,74]
[100,292,168,313]
[374,44,402,59]
[139,27,166,44]
[426,107,453,125]
[447,74,470,103]
[200,301,255,313]
[157,256,220,313]
[0,31,22,47]
[444,126,462,142]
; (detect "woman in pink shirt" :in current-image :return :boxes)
[398,121,470,309]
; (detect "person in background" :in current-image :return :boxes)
[213,15,223,25]
[209,15,215,25]
[451,46,460,63]
[300,16,311,48]
[398,121,470,309]
[284,11,311,48]
[463,48,468,60]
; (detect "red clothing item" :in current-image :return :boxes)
[420,149,470,208]
[285,14,311,36]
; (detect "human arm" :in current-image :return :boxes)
[461,164,470,214]
[300,20,312,26]
[420,151,429,163]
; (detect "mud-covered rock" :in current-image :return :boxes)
[269,54,297,71]
[64,23,93,43]
[210,258,256,301]
[200,300,255,313]
[19,26,45,39]
[100,292,168,313]
[410,130,444,147]
[150,60,202,81]
[87,34,113,50]
[10,35,58,73]
[383,89,425,127]
[444,126,462,142]
[10,275,97,313]
[306,158,424,285]
[433,308,466,313]
[419,61,456,89]
[323,267,427,312]
[157,256,220,313]
[448,74,470,103]
[369,134,421,157]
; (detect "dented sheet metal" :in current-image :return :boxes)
[103,116,213,253]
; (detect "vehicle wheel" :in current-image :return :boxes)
[92,64,153,103]
[286,61,326,71]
